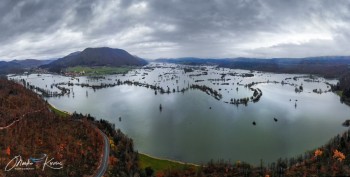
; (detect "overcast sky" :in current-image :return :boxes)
[0,0,350,61]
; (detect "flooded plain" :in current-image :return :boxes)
[9,63,350,164]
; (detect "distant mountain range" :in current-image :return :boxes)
[0,59,53,74]
[156,56,350,65]
[2,47,350,77]
[156,56,350,78]
[155,57,233,66]
[41,47,148,72]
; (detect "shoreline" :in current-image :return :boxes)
[14,71,350,174]
[48,102,72,116]
[139,152,200,167]
[47,102,198,167]
[46,90,349,169]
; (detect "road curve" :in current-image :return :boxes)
[95,128,110,177]
[1,108,111,177]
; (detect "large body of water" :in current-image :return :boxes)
[9,63,350,165]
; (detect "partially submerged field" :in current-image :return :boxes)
[66,66,132,75]
[139,153,198,173]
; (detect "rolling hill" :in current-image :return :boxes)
[156,56,350,78]
[41,47,148,72]
[0,59,53,74]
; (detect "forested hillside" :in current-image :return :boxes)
[41,47,148,72]
[0,79,140,176]
[0,79,104,176]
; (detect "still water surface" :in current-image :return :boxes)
[10,63,350,164]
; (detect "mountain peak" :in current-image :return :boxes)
[41,47,147,72]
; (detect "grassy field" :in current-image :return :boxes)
[139,153,199,173]
[336,90,343,97]
[48,104,70,117]
[66,66,132,75]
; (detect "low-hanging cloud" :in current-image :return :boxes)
[0,0,350,60]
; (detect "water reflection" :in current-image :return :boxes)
[9,63,350,164]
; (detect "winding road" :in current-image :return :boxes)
[0,107,110,177]
[94,127,110,177]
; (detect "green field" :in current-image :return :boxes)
[66,66,132,75]
[336,90,343,97]
[139,153,199,173]
[48,104,70,117]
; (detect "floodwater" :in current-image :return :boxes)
[9,63,350,165]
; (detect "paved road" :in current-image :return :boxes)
[95,128,110,177]
[0,107,110,177]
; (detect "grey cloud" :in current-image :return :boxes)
[0,1,67,40]
[0,0,350,60]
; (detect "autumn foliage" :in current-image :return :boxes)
[333,150,345,162]
[314,149,323,158]
[5,147,10,156]
[0,79,103,176]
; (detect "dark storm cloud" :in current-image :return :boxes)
[0,1,66,40]
[0,0,349,60]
